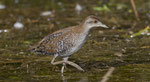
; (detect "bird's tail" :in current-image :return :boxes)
[28,45,38,52]
[28,45,49,55]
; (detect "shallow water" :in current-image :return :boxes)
[0,0,150,82]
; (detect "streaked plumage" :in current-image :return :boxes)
[30,15,108,73]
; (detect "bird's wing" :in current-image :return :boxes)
[31,27,73,55]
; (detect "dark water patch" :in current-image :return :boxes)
[0,0,150,81]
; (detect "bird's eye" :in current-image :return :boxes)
[94,20,98,23]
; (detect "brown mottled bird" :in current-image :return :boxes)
[31,15,108,73]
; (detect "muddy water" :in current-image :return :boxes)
[0,0,150,82]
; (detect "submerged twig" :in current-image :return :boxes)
[100,67,115,82]
[130,0,140,21]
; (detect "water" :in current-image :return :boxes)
[0,0,150,82]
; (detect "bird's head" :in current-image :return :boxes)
[82,15,109,29]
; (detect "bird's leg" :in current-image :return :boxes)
[61,57,68,73]
[61,63,66,73]
[52,60,84,71]
[51,54,58,65]
[51,55,84,72]
[64,60,84,71]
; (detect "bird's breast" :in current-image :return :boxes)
[68,33,88,55]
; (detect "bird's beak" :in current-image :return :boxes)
[100,23,109,28]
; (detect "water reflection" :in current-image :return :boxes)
[61,73,88,82]
[61,74,67,82]
[0,0,150,81]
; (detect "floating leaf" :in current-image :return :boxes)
[93,5,110,12]
[130,26,150,37]
[128,9,133,13]
[23,41,31,44]
[116,4,127,10]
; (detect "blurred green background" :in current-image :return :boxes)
[0,0,150,82]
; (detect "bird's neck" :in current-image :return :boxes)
[77,24,91,35]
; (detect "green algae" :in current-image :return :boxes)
[0,0,150,82]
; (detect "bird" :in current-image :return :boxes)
[30,15,108,73]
